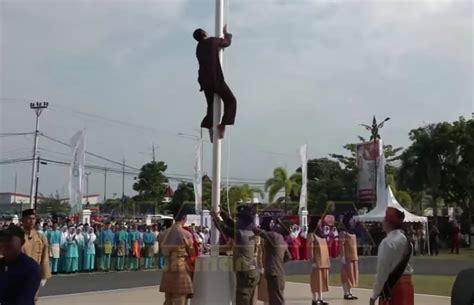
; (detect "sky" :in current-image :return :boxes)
[0,0,472,200]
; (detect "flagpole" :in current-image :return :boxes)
[210,0,224,256]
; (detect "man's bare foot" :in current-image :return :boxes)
[218,124,226,139]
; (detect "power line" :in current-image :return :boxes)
[0,132,35,137]
[40,133,141,171]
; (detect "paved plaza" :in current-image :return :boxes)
[40,283,450,305]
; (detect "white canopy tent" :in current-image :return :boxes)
[354,139,427,224]
[354,186,427,223]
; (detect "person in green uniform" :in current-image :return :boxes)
[128,224,142,271]
[65,226,79,273]
[115,224,128,271]
[83,227,96,272]
[143,226,156,269]
[99,222,114,271]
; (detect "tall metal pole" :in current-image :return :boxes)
[152,143,156,162]
[199,129,205,229]
[29,102,48,208]
[34,156,40,210]
[210,0,224,255]
[122,157,125,215]
[103,167,107,202]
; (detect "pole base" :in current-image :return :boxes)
[190,255,235,305]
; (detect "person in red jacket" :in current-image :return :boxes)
[451,222,461,255]
[183,226,200,276]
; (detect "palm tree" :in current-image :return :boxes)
[265,167,302,212]
[222,184,264,214]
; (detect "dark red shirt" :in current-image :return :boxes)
[196,33,232,91]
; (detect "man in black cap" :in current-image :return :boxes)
[211,204,259,305]
[0,226,41,305]
[21,209,51,300]
[193,25,236,141]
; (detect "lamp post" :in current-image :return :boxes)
[29,101,49,208]
[34,157,48,211]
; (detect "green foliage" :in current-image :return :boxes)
[37,195,71,215]
[301,158,357,214]
[222,184,264,213]
[132,161,169,206]
[168,182,195,216]
[398,117,474,223]
[265,167,301,203]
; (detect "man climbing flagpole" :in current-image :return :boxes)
[193,0,235,253]
[188,2,238,304]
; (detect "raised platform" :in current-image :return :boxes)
[40,283,450,305]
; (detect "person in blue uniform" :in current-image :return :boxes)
[0,226,41,305]
[99,222,114,271]
[143,226,156,269]
[46,222,62,274]
[128,224,142,271]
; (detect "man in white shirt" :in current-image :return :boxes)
[370,207,414,305]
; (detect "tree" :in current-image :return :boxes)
[398,121,459,219]
[386,174,414,211]
[37,195,71,215]
[168,182,195,216]
[439,117,474,229]
[298,158,357,214]
[265,167,301,212]
[133,161,169,213]
[222,184,264,213]
[330,141,403,177]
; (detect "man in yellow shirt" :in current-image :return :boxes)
[21,209,52,301]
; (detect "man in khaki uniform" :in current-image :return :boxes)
[211,205,260,305]
[21,209,52,301]
[159,207,195,305]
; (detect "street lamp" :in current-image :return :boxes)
[34,158,48,210]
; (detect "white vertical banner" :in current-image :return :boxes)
[299,144,308,210]
[193,141,203,213]
[69,130,86,214]
[375,139,386,206]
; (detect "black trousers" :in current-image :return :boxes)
[201,82,237,129]
[266,274,285,305]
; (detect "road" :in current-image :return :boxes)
[40,256,471,296]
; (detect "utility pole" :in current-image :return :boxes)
[152,143,156,162]
[29,101,48,208]
[122,157,125,215]
[14,172,18,212]
[103,167,107,202]
[210,0,224,254]
[34,156,48,210]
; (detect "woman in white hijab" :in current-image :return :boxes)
[75,227,85,272]
[83,227,96,272]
